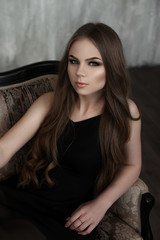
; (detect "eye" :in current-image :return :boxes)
[89,61,101,66]
[69,59,79,64]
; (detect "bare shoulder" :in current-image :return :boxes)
[24,91,54,124]
[34,92,54,106]
[127,98,140,118]
[29,92,54,113]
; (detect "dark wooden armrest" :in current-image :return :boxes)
[141,192,155,240]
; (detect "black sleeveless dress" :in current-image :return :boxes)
[0,116,102,240]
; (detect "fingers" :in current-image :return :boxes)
[78,223,95,235]
[65,201,100,235]
[65,216,96,235]
[65,216,84,229]
[65,207,82,227]
[76,219,90,232]
[67,217,83,230]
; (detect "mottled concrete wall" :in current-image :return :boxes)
[0,0,159,71]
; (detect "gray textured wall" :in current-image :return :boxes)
[0,0,160,71]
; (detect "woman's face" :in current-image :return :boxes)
[67,38,106,99]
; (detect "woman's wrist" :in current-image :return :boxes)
[94,190,113,213]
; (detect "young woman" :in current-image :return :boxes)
[0,23,141,240]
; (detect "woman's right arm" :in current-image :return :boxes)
[0,92,54,168]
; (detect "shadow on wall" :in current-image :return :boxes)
[129,65,160,240]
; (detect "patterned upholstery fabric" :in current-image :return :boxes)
[0,74,57,180]
[96,211,143,240]
[96,178,148,239]
[0,74,148,239]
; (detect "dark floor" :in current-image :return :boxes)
[129,65,160,240]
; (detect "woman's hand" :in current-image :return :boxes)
[65,198,107,235]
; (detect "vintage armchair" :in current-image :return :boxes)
[0,61,155,240]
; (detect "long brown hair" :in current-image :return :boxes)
[19,23,140,194]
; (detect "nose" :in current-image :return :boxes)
[76,63,86,77]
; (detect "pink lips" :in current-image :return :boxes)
[76,82,88,87]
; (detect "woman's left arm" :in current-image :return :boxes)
[96,99,142,207]
[65,99,142,235]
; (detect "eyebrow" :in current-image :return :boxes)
[69,54,102,61]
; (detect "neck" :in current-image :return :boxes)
[72,94,104,119]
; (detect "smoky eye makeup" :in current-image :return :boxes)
[68,55,103,66]
[88,61,102,66]
[68,59,79,64]
[68,55,79,64]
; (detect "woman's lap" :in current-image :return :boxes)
[0,218,46,240]
[0,191,97,240]
[0,200,46,240]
